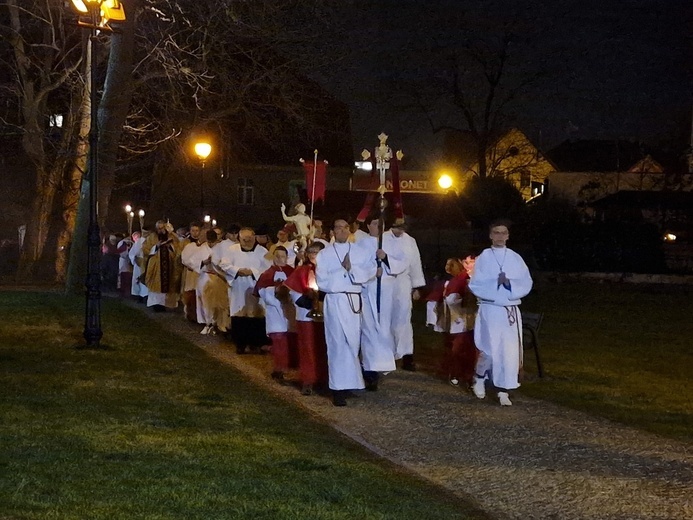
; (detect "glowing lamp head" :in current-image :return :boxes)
[71,0,95,13]
[129,211,135,218]
[125,204,132,213]
[663,233,677,242]
[203,215,211,223]
[194,142,212,161]
[438,174,453,190]
[138,209,145,217]
[71,1,126,23]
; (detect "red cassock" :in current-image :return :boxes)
[284,264,328,388]
[254,265,296,371]
[442,272,478,386]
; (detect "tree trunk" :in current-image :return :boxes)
[55,60,91,283]
[97,0,138,224]
[17,167,59,280]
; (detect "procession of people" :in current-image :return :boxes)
[103,206,533,408]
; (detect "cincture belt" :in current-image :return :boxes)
[505,305,518,326]
[344,291,362,314]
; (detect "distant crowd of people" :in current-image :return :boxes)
[103,209,532,407]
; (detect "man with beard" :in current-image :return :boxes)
[217,227,270,354]
[142,220,184,311]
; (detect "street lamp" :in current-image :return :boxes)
[438,173,453,190]
[194,141,212,215]
[70,0,127,348]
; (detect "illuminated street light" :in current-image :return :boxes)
[70,0,127,349]
[194,141,212,215]
[194,142,212,163]
[438,173,453,190]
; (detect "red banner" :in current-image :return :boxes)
[303,161,327,202]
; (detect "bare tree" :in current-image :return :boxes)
[383,1,569,178]
[1,0,83,278]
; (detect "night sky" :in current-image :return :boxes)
[303,0,692,166]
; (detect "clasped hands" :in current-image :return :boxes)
[497,271,510,288]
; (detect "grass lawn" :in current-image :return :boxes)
[414,280,693,443]
[0,291,489,520]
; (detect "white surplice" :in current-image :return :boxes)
[316,241,376,390]
[382,230,426,359]
[128,236,148,298]
[358,235,407,372]
[217,243,270,317]
[469,246,533,390]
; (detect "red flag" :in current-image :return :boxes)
[356,192,376,222]
[303,161,327,202]
[390,155,404,218]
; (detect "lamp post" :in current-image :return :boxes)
[70,0,126,348]
[194,141,212,216]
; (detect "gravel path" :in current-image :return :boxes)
[148,308,692,520]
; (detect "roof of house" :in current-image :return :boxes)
[546,140,652,172]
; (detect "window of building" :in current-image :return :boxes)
[520,169,531,188]
[237,178,255,205]
[49,114,63,128]
[531,181,545,196]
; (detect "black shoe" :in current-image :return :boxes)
[332,390,347,407]
[363,371,379,391]
[300,384,313,396]
[401,354,416,371]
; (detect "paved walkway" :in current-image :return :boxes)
[146,308,691,520]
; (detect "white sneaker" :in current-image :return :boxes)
[472,377,486,399]
[200,325,211,335]
[498,392,512,406]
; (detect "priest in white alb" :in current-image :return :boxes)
[217,227,270,354]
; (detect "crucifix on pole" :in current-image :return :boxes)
[361,133,404,321]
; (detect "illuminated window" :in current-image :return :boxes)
[237,178,255,205]
[49,114,63,128]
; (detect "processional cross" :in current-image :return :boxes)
[360,133,404,320]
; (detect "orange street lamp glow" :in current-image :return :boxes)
[194,142,212,162]
[438,174,453,190]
